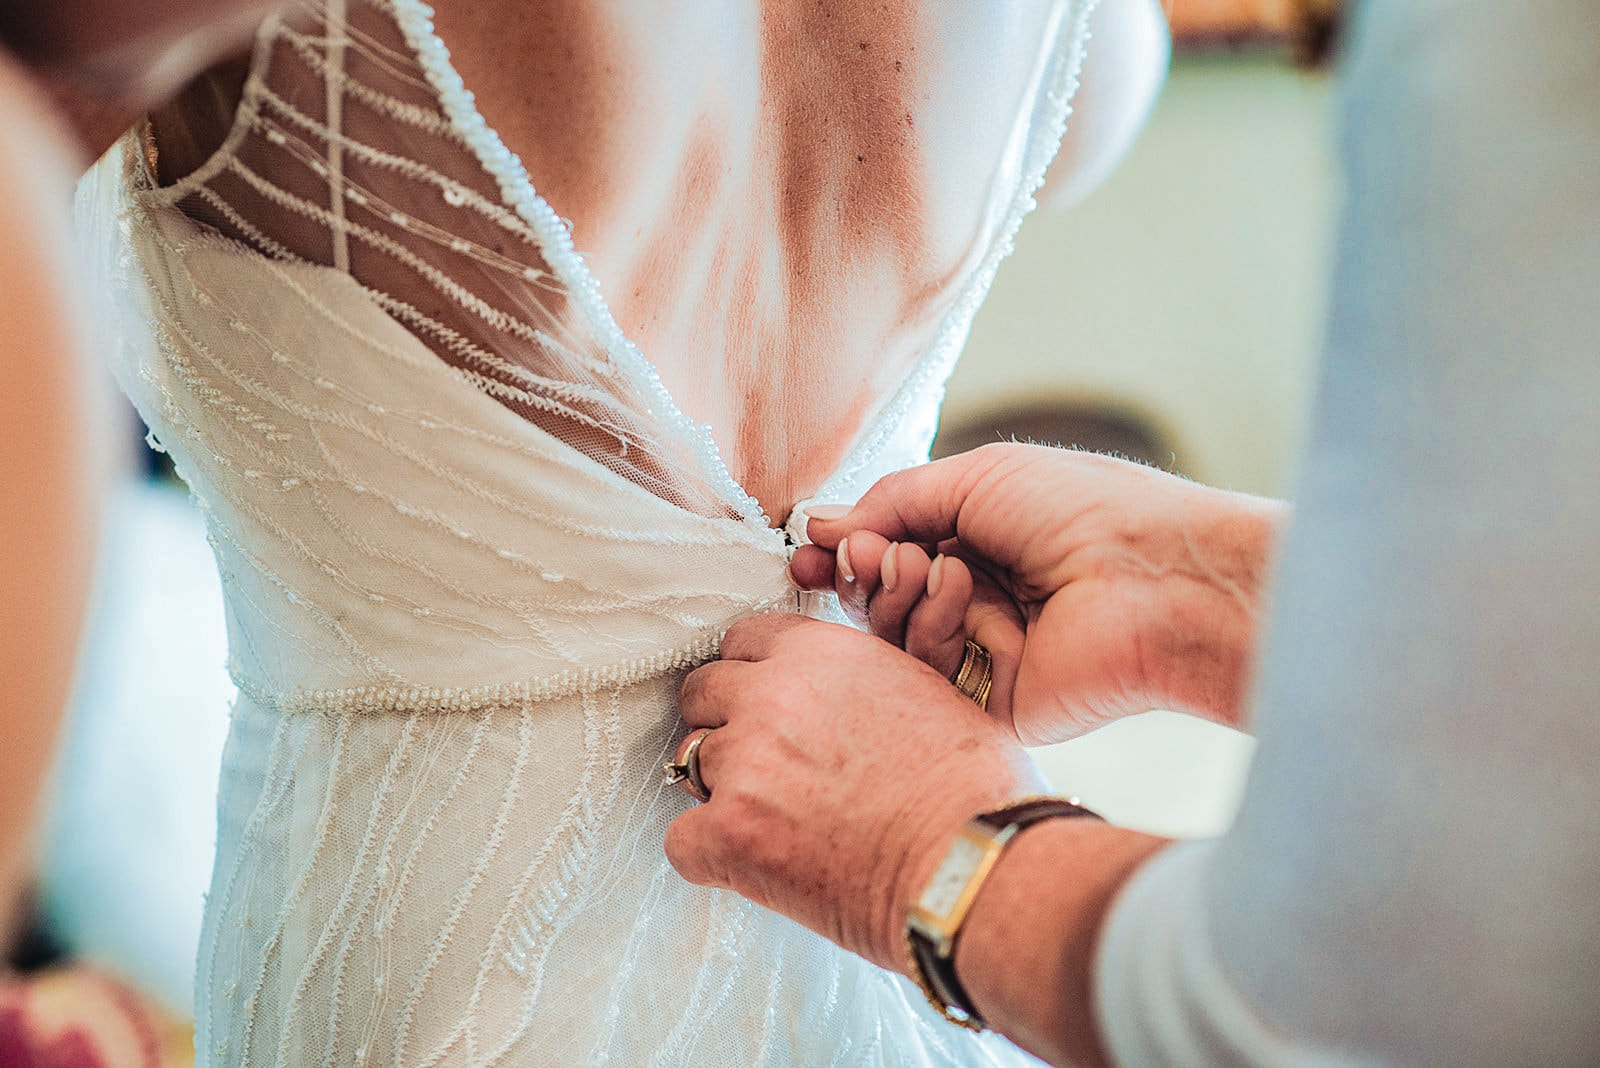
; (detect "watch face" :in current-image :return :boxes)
[920,833,989,918]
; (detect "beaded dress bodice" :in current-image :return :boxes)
[81,0,1096,1062]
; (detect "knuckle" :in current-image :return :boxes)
[718,619,757,661]
[678,664,733,722]
[679,660,751,717]
[721,612,801,660]
[714,800,765,859]
[677,664,710,707]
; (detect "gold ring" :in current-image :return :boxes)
[662,728,715,802]
[952,640,993,710]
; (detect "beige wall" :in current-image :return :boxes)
[947,56,1336,497]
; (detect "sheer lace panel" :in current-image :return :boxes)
[150,0,743,521]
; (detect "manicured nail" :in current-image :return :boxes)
[805,504,852,522]
[784,562,803,590]
[927,554,945,599]
[881,544,899,592]
[837,538,856,583]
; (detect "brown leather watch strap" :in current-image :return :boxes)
[910,796,1102,1030]
[908,926,984,1030]
[974,795,1100,834]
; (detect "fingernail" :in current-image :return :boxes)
[837,538,855,583]
[805,504,852,522]
[784,562,803,590]
[881,544,898,592]
[927,554,945,599]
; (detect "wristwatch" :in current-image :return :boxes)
[905,796,1102,1030]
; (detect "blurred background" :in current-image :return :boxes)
[19,0,1341,1027]
[947,37,1337,842]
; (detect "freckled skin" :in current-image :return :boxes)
[155,0,1066,523]
[434,0,1061,521]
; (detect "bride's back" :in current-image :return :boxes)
[154,0,1075,520]
[94,1,1108,1061]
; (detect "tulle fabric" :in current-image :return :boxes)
[140,0,754,521]
[77,0,1097,1062]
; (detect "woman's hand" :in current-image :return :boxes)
[792,444,1286,743]
[796,536,1030,720]
[666,614,1046,973]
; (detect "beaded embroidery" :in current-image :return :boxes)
[78,0,1099,1062]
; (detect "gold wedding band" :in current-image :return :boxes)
[662,727,714,803]
[952,640,993,710]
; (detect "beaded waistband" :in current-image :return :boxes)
[229,631,730,715]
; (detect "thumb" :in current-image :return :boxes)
[804,447,1006,551]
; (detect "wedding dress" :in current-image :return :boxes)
[79,0,1095,1062]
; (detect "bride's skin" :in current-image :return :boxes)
[62,0,1168,522]
[423,0,1168,517]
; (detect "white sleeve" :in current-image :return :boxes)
[1094,1,1600,1064]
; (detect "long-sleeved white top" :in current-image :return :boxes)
[1094,1,1600,1063]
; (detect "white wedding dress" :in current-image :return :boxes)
[80,0,1095,1062]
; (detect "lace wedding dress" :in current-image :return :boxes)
[80,0,1095,1062]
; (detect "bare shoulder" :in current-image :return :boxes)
[426,0,1090,269]
[427,0,757,245]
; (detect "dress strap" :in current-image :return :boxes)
[323,0,351,272]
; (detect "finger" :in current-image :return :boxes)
[866,542,933,648]
[804,447,1008,549]
[834,530,891,626]
[787,543,837,590]
[670,726,718,803]
[677,659,749,728]
[718,612,809,662]
[903,554,973,679]
[671,726,717,768]
[963,575,1028,722]
[664,807,722,888]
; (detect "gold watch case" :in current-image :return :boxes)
[906,822,1021,957]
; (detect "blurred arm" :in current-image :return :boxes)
[0,0,275,161]
[0,58,100,943]
[1097,1,1600,1062]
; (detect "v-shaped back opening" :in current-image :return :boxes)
[143,0,766,527]
[139,0,1094,531]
